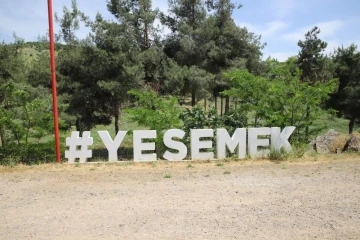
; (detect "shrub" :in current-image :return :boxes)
[269,148,290,161]
[126,90,182,157]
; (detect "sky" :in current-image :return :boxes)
[0,0,359,61]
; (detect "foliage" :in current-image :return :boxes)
[126,89,182,156]
[329,44,360,133]
[22,41,65,52]
[0,40,63,164]
[180,106,222,132]
[223,70,269,127]
[221,109,247,133]
[179,106,239,156]
[296,27,335,139]
[223,60,338,142]
[297,27,330,84]
[162,0,263,108]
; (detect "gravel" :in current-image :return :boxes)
[1,158,360,239]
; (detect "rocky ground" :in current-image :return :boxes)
[1,156,360,239]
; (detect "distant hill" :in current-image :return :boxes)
[23,41,65,51]
[20,41,64,63]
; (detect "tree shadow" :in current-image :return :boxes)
[91,147,134,162]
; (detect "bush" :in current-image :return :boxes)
[221,110,247,133]
[126,90,182,157]
[223,61,338,143]
[0,140,63,165]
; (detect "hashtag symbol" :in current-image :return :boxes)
[65,131,93,163]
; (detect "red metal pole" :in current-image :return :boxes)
[47,0,61,163]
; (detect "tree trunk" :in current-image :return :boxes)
[220,97,224,116]
[305,106,310,141]
[75,118,83,137]
[214,91,218,111]
[144,23,149,49]
[349,117,356,134]
[0,126,6,147]
[225,96,230,114]
[114,101,120,133]
[204,98,207,111]
[191,88,196,106]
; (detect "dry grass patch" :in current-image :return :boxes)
[329,133,350,153]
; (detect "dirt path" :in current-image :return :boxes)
[1,158,360,239]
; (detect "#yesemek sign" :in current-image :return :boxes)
[65,127,295,163]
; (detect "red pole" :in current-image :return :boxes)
[47,0,61,163]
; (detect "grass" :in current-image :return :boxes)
[269,148,289,161]
[215,161,224,167]
[21,47,40,64]
[315,113,360,135]
[89,113,144,150]
[164,174,172,178]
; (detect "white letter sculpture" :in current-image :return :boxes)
[98,131,127,162]
[248,128,271,157]
[133,130,157,162]
[163,129,187,161]
[217,128,247,159]
[271,127,296,151]
[191,129,214,160]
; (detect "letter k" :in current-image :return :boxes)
[271,127,296,151]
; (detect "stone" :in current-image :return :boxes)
[343,134,360,152]
[314,129,341,154]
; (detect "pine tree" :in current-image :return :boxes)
[297,26,334,139]
[162,0,212,106]
[297,27,329,84]
[56,1,114,132]
[204,0,263,112]
[330,44,360,133]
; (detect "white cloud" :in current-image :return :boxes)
[282,20,344,42]
[242,21,289,38]
[153,0,169,13]
[325,39,360,55]
[0,2,48,41]
[269,0,297,18]
[263,51,297,62]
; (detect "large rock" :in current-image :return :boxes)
[314,129,341,154]
[343,134,360,152]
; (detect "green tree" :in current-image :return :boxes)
[107,0,175,94]
[223,60,338,142]
[56,1,115,132]
[0,38,25,146]
[329,44,360,133]
[89,13,144,133]
[0,39,60,164]
[55,0,88,44]
[297,27,329,84]
[297,26,335,139]
[204,0,263,112]
[223,70,269,127]
[162,0,213,106]
[163,0,263,109]
[126,89,182,155]
[107,0,159,51]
